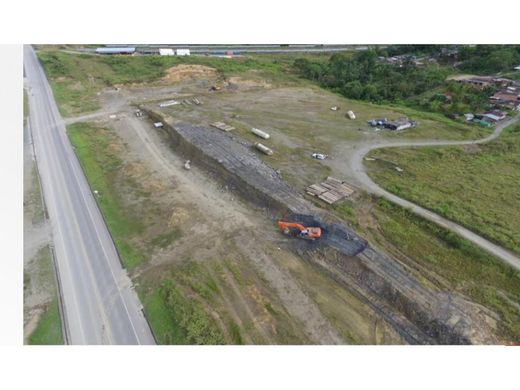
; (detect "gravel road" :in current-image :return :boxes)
[340,114,520,271]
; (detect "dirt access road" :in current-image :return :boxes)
[329,114,520,272]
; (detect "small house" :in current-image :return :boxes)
[384,117,416,131]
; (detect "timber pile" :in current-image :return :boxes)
[211,121,235,132]
[306,176,355,204]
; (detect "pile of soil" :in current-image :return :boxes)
[162,64,219,83]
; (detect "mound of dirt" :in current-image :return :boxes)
[162,64,219,83]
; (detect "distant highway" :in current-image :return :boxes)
[24,45,155,344]
[77,44,371,55]
[346,114,520,272]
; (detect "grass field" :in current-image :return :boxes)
[366,122,520,254]
[26,244,64,345]
[28,297,64,345]
[332,194,520,343]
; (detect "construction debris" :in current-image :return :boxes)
[184,160,191,170]
[306,176,355,204]
[159,100,180,108]
[311,153,327,160]
[192,97,201,105]
[153,122,164,128]
[330,106,339,111]
[368,117,417,131]
[254,142,274,156]
[211,122,235,132]
[251,127,270,139]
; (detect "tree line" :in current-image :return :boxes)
[293,50,450,103]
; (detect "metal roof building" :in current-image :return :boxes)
[95,47,135,55]
[159,48,175,56]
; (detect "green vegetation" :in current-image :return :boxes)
[228,321,244,345]
[333,195,520,343]
[293,50,452,103]
[28,298,64,345]
[140,257,312,345]
[67,122,145,268]
[458,45,520,74]
[150,229,182,249]
[366,123,520,253]
[37,50,298,117]
[25,164,46,225]
[142,279,225,345]
[292,45,520,120]
[23,89,29,123]
[141,261,226,344]
[25,245,64,345]
[411,82,497,118]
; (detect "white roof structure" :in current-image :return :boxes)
[159,48,175,56]
[176,49,190,56]
[484,114,501,122]
[514,65,520,71]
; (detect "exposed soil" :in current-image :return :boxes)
[143,107,500,344]
[162,64,219,83]
[94,111,354,344]
[60,72,504,344]
[228,76,272,89]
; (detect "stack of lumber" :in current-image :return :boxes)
[211,122,235,132]
[306,176,355,204]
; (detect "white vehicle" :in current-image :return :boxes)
[312,153,327,160]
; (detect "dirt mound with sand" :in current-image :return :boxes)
[162,64,219,83]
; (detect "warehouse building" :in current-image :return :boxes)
[95,47,135,55]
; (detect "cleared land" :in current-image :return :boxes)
[36,48,519,344]
[67,120,403,344]
[333,194,520,342]
[366,123,520,254]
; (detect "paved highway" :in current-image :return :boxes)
[24,45,155,344]
[345,114,520,272]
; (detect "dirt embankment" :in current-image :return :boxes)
[162,64,219,84]
[146,108,499,344]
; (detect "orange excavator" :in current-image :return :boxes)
[277,221,322,240]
